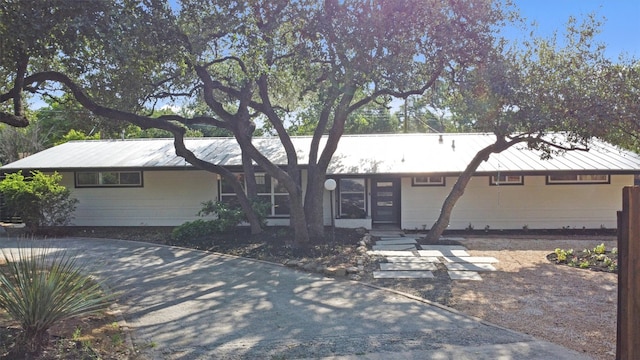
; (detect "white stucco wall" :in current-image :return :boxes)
[61,170,217,226]
[402,174,633,230]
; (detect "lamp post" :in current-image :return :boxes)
[324,178,337,242]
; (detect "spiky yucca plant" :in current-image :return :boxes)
[0,246,116,355]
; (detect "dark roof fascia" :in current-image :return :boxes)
[3,167,637,177]
[327,169,640,178]
[0,166,200,174]
[0,164,292,175]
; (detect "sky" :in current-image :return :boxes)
[507,0,639,59]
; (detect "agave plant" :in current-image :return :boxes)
[0,246,117,355]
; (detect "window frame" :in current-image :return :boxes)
[546,173,610,185]
[411,176,445,187]
[75,171,143,188]
[490,174,524,186]
[337,178,367,219]
[219,173,290,217]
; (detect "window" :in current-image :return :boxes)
[219,173,289,217]
[338,178,366,219]
[412,176,445,186]
[490,174,524,186]
[547,174,610,184]
[75,171,142,187]
[220,174,245,204]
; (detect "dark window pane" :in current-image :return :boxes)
[340,179,365,192]
[341,193,366,219]
[273,177,287,193]
[221,174,245,193]
[100,172,118,185]
[77,172,98,185]
[549,174,578,182]
[220,194,239,206]
[255,174,271,194]
[274,195,290,215]
[120,172,141,185]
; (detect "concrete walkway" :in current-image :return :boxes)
[0,237,592,359]
[369,235,499,281]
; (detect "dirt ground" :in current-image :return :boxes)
[449,236,618,360]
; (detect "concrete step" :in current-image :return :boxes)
[417,249,470,257]
[385,256,440,263]
[448,271,483,280]
[375,238,418,245]
[445,263,497,272]
[372,244,418,251]
[442,256,499,263]
[367,250,417,257]
[380,263,438,271]
[373,270,435,279]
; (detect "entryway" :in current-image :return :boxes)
[371,178,400,227]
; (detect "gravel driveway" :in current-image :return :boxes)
[0,236,595,360]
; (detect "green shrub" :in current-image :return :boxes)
[198,200,246,232]
[171,199,271,246]
[0,246,116,355]
[593,243,607,255]
[171,219,220,245]
[0,171,78,231]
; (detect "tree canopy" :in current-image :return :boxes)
[1,0,510,244]
[424,14,640,241]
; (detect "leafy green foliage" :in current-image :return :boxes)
[54,129,101,145]
[0,246,116,355]
[0,171,78,230]
[0,0,545,244]
[550,244,617,273]
[170,219,220,246]
[171,199,271,245]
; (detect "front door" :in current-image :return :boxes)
[371,178,400,225]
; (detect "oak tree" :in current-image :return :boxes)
[1,0,508,245]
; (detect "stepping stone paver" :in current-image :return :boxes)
[375,238,418,245]
[373,270,434,279]
[448,271,483,280]
[368,250,416,257]
[369,231,404,237]
[372,244,417,251]
[445,263,497,272]
[417,249,470,257]
[369,236,497,281]
[380,263,438,271]
[385,256,440,263]
[420,245,468,250]
[441,256,499,263]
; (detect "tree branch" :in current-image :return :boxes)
[202,56,248,75]
[0,112,29,127]
[348,59,446,113]
[12,53,29,117]
[156,114,229,129]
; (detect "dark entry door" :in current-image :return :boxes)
[371,178,400,225]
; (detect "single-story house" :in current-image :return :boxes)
[1,133,639,230]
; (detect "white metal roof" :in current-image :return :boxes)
[2,133,639,175]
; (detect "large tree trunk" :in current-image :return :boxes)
[304,166,326,241]
[425,137,522,242]
[288,187,311,246]
[242,150,258,199]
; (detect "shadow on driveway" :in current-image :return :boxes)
[0,237,592,360]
